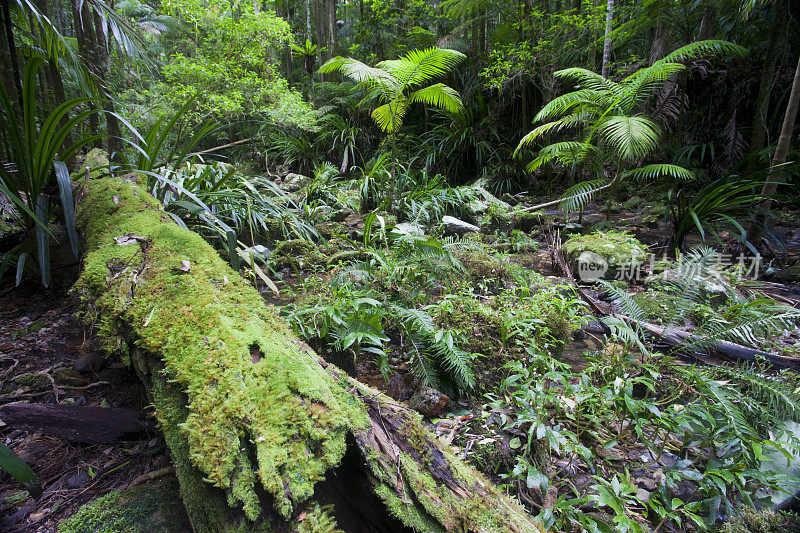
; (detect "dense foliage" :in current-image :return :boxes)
[1,0,800,530]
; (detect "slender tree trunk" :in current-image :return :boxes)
[746,1,785,172]
[91,8,122,159]
[648,18,668,65]
[305,0,311,40]
[747,56,800,248]
[588,0,598,71]
[71,0,101,141]
[1,0,23,109]
[696,0,717,40]
[600,0,614,78]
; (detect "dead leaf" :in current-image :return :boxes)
[113,234,146,246]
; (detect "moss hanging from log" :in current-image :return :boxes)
[71,155,542,532]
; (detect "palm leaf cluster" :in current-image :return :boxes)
[319,47,466,134]
[515,40,746,212]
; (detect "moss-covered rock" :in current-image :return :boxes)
[562,230,650,281]
[58,479,191,533]
[512,211,546,233]
[774,265,800,284]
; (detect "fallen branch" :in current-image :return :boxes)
[0,403,152,444]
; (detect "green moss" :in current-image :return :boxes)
[73,174,369,522]
[632,289,713,325]
[58,480,189,533]
[73,155,541,533]
[562,230,649,280]
[269,239,327,271]
[294,504,343,533]
[512,211,545,233]
[719,507,799,533]
[12,372,50,391]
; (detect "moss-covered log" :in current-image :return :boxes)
[71,159,541,532]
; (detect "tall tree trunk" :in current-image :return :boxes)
[696,0,717,40]
[0,0,23,108]
[747,56,800,248]
[648,18,668,65]
[746,0,785,172]
[305,0,311,40]
[600,0,614,78]
[70,0,101,141]
[91,8,122,159]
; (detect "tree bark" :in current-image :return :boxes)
[0,0,23,109]
[747,55,800,248]
[746,0,785,172]
[91,7,123,159]
[72,157,542,533]
[600,0,614,78]
[0,403,152,444]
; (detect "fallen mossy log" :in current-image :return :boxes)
[71,167,541,532]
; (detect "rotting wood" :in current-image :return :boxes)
[0,403,152,444]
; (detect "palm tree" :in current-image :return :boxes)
[514,40,746,215]
[318,47,466,185]
[291,39,320,103]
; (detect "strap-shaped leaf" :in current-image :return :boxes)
[35,195,50,287]
[0,442,41,498]
[54,161,79,258]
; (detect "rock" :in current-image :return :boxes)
[68,471,91,488]
[562,231,650,281]
[74,351,105,373]
[12,372,50,391]
[465,183,511,216]
[608,201,623,214]
[408,386,450,417]
[647,204,668,218]
[283,173,310,192]
[512,211,545,232]
[563,222,584,235]
[54,368,87,387]
[331,209,351,223]
[467,199,489,216]
[393,222,424,236]
[623,196,642,210]
[500,193,519,206]
[774,265,800,284]
[441,216,480,237]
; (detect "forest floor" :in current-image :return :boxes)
[1,194,800,531]
[0,280,189,532]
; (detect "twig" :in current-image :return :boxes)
[126,466,175,489]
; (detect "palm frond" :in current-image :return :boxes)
[557,179,609,213]
[597,115,661,161]
[409,83,464,114]
[620,164,694,182]
[385,47,466,87]
[659,39,747,64]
